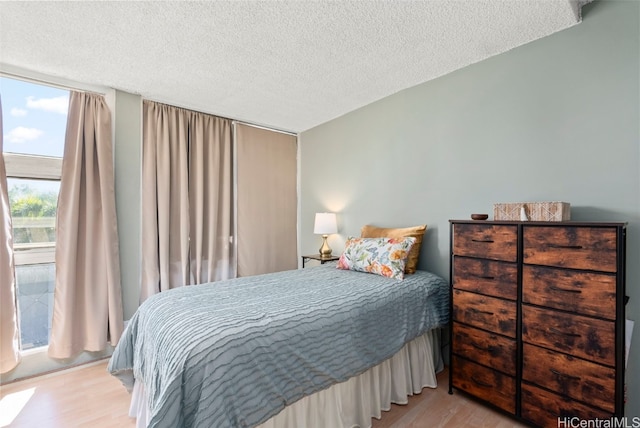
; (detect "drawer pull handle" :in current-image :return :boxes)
[471,376,493,388]
[469,307,494,316]
[471,239,494,243]
[550,369,581,381]
[549,244,583,250]
[549,285,582,294]
[470,341,485,350]
[476,275,495,280]
[549,327,581,338]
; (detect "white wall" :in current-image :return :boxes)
[300,0,640,417]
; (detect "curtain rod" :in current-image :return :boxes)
[0,70,106,95]
[1,69,297,137]
[232,120,297,137]
[145,98,298,137]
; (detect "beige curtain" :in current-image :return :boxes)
[188,112,233,284]
[141,101,233,301]
[0,96,21,373]
[48,91,124,359]
[236,124,297,276]
[141,102,190,300]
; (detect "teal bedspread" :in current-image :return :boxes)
[108,265,449,428]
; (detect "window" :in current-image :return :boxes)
[1,76,68,351]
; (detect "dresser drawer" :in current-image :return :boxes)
[523,265,616,320]
[522,305,615,366]
[453,224,517,262]
[452,322,516,376]
[523,226,618,272]
[451,355,516,414]
[522,343,615,413]
[453,289,516,338]
[453,257,517,300]
[521,382,614,427]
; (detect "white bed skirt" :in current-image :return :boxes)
[129,329,443,428]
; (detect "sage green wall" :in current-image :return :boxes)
[300,0,639,417]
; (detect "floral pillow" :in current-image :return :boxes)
[336,236,416,280]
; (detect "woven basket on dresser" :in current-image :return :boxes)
[493,202,570,222]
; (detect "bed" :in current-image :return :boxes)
[108,263,449,428]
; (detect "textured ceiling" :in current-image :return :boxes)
[0,1,586,133]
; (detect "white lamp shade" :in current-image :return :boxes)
[314,212,337,235]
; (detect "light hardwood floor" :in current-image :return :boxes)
[0,361,526,428]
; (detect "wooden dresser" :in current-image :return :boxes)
[449,220,627,426]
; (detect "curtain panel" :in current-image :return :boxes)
[188,112,233,284]
[0,96,21,373]
[48,91,124,359]
[236,124,297,277]
[141,102,190,299]
[141,101,233,302]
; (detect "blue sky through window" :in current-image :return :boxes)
[1,76,68,158]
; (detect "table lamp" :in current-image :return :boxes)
[313,212,337,257]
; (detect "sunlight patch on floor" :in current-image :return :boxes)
[0,387,35,427]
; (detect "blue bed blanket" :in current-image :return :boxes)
[108,265,449,428]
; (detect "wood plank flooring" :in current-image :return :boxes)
[1,361,526,428]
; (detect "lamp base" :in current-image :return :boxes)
[319,235,332,257]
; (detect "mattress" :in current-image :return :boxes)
[130,328,443,428]
[108,264,449,428]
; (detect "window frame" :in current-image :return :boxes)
[0,67,115,372]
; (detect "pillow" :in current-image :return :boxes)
[360,224,427,274]
[336,236,416,280]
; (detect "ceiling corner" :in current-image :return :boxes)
[570,0,596,22]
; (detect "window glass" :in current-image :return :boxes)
[8,178,59,249]
[1,76,68,157]
[2,75,67,351]
[15,264,55,350]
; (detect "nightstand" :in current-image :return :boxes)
[301,254,339,268]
